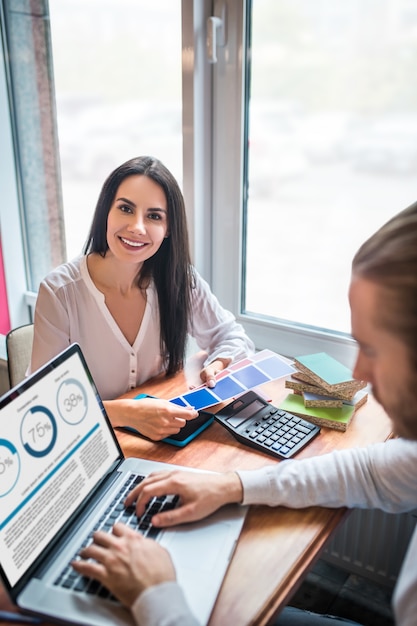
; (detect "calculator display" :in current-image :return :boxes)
[227,399,264,427]
[214,390,320,460]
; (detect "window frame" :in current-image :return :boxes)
[1,0,64,347]
[210,0,358,367]
[182,0,214,284]
[0,5,30,358]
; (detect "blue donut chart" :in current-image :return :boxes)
[20,405,58,458]
[0,438,20,496]
[57,378,88,425]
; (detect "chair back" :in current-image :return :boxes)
[6,323,34,389]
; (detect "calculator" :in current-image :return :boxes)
[214,390,320,459]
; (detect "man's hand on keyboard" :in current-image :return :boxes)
[71,523,175,607]
[124,470,244,527]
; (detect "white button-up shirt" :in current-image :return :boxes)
[29,256,255,401]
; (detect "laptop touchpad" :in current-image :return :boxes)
[162,520,235,572]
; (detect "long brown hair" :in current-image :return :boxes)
[84,156,194,375]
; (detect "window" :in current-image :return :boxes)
[212,0,417,364]
[4,0,417,367]
[0,0,212,341]
[49,0,183,260]
[1,0,64,330]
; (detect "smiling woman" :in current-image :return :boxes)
[86,175,169,348]
[105,176,169,263]
[28,156,255,441]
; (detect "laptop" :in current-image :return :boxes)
[0,343,247,626]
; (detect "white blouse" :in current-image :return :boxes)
[29,256,255,400]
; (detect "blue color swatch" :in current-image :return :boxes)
[232,365,269,388]
[168,350,295,411]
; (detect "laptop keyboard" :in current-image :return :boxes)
[53,473,179,600]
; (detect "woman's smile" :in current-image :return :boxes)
[119,236,148,249]
[106,175,169,263]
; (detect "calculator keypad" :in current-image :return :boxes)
[241,407,319,459]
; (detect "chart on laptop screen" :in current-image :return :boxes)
[0,350,120,587]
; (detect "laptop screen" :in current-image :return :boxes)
[0,344,122,588]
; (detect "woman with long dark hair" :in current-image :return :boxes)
[30,156,254,440]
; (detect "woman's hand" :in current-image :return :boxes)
[104,397,198,441]
[125,470,243,526]
[200,358,231,388]
[72,523,175,608]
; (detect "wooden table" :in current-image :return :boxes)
[0,353,392,626]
